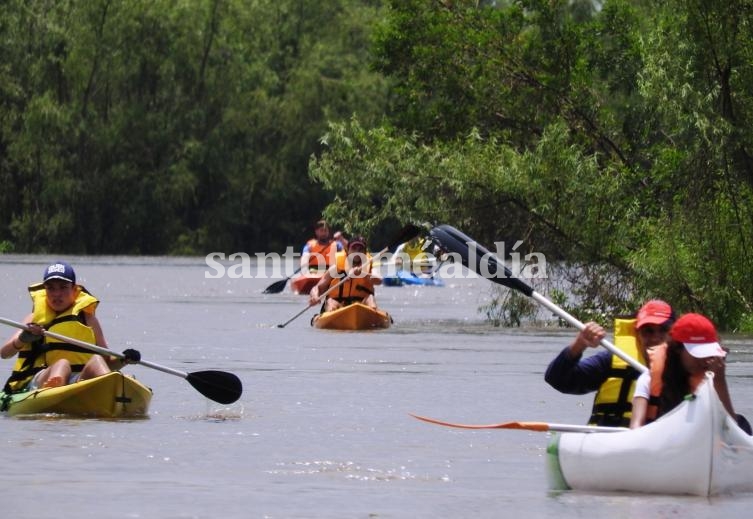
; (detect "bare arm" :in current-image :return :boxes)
[85,313,108,347]
[707,356,736,418]
[630,397,648,429]
[0,313,33,359]
[309,268,334,306]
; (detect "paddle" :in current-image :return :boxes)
[276,223,422,328]
[428,224,647,373]
[263,265,303,294]
[0,317,242,404]
[410,413,628,433]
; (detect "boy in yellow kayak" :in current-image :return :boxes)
[1,261,140,392]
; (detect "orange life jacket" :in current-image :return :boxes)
[305,239,338,270]
[327,252,375,304]
[645,344,705,422]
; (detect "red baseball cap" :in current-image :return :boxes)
[348,236,367,250]
[635,300,673,329]
[670,313,726,358]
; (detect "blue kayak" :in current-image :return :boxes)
[383,270,444,287]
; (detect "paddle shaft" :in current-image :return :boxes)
[410,413,628,433]
[1,317,189,379]
[263,265,304,294]
[429,225,647,374]
[531,292,646,373]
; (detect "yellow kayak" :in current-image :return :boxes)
[0,371,152,418]
[312,303,392,330]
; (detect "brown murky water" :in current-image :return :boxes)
[2,256,752,518]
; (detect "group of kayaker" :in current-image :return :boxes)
[1,261,141,394]
[298,220,384,313]
[546,299,752,434]
[6,223,749,430]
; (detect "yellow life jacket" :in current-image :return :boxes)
[3,284,99,393]
[401,239,432,269]
[588,318,646,427]
[305,239,338,270]
[327,251,375,304]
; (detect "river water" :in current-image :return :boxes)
[1,255,752,519]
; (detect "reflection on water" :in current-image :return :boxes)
[0,255,751,518]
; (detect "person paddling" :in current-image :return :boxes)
[545,300,675,427]
[1,261,140,392]
[300,220,344,272]
[629,312,751,434]
[309,236,383,312]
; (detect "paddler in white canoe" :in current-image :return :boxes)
[545,300,751,433]
[630,312,750,431]
[412,224,753,495]
[547,312,753,496]
[545,299,676,427]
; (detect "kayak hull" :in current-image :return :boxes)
[312,303,391,330]
[383,270,444,287]
[547,374,753,496]
[291,273,324,295]
[1,371,152,418]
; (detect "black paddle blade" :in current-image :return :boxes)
[263,278,289,294]
[186,370,243,404]
[429,224,534,296]
[387,223,424,250]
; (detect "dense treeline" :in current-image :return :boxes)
[0,0,388,254]
[4,0,753,329]
[310,0,753,330]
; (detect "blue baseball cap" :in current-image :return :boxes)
[43,261,76,284]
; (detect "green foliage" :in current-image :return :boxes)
[4,0,753,331]
[0,0,389,254]
[479,285,537,327]
[312,0,753,329]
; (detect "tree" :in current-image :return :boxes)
[311,0,753,328]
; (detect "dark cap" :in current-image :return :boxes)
[349,236,367,250]
[43,261,76,284]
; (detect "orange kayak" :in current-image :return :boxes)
[291,272,325,295]
[312,303,392,330]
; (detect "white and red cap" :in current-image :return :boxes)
[670,313,726,358]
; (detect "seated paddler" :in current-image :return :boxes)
[1,261,140,392]
[308,236,383,312]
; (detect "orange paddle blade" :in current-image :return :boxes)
[410,413,550,431]
[410,414,628,433]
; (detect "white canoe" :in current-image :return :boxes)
[547,373,753,496]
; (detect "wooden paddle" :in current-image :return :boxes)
[0,317,242,404]
[427,224,647,373]
[277,223,423,328]
[262,265,304,294]
[410,413,628,433]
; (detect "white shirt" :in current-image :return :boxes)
[633,371,651,400]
